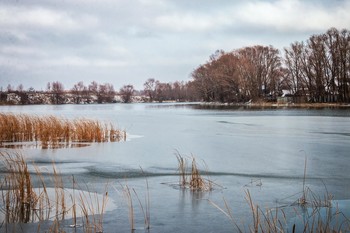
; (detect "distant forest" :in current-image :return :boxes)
[1,27,349,104]
[192,27,350,103]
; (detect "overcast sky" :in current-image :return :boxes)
[1,0,350,91]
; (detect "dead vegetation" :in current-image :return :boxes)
[210,189,349,233]
[0,152,38,223]
[175,151,213,191]
[209,157,350,233]
[117,168,151,232]
[1,149,349,232]
[0,113,126,149]
[0,151,110,232]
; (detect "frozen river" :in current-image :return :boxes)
[0,103,349,232]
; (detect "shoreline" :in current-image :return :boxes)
[1,101,350,109]
[198,101,350,109]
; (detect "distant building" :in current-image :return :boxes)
[277,90,307,104]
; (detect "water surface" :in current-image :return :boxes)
[0,103,349,232]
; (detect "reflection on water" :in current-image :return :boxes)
[0,142,91,149]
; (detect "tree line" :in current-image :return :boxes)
[284,28,350,102]
[1,79,198,104]
[1,81,118,105]
[1,27,349,105]
[191,27,350,103]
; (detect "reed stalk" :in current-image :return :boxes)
[33,164,52,221]
[0,151,114,233]
[0,152,38,223]
[175,151,187,187]
[209,157,349,233]
[207,198,243,233]
[175,152,213,191]
[143,168,151,230]
[134,168,151,230]
[71,175,78,228]
[210,188,348,233]
[122,184,135,232]
[300,156,308,206]
[0,113,126,149]
[53,163,66,220]
[77,182,109,233]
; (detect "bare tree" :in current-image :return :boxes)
[88,81,98,95]
[236,45,282,101]
[143,78,157,102]
[284,42,307,95]
[17,84,24,92]
[119,85,135,103]
[284,28,350,103]
[50,81,65,104]
[28,87,36,93]
[46,82,51,92]
[172,81,188,101]
[154,82,169,102]
[6,84,13,93]
[71,81,87,104]
[192,46,282,103]
[97,83,115,103]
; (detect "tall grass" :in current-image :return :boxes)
[0,152,40,223]
[78,183,109,233]
[121,183,135,232]
[134,167,151,230]
[118,182,150,232]
[0,152,111,232]
[175,152,213,191]
[116,168,151,232]
[211,189,350,233]
[0,113,126,149]
[209,157,350,233]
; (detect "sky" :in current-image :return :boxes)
[1,0,350,91]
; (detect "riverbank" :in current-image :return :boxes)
[199,101,350,109]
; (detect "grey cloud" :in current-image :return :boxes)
[0,0,349,91]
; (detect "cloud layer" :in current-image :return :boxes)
[1,0,349,90]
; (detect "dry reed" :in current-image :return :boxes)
[78,183,109,233]
[0,152,110,233]
[119,182,153,232]
[175,152,213,191]
[121,183,135,232]
[0,113,126,149]
[0,152,39,223]
[210,189,349,233]
[176,151,187,188]
[209,157,349,233]
[116,168,151,232]
[136,167,151,230]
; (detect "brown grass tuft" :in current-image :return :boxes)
[0,151,110,232]
[0,152,39,223]
[209,157,350,233]
[175,151,213,191]
[0,113,126,149]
